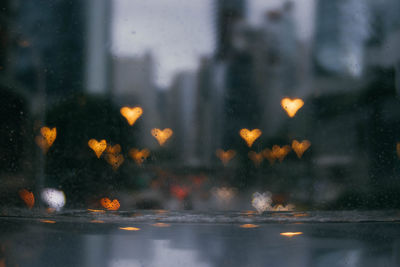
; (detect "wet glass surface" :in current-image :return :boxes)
[0,211,399,267]
[1,0,400,265]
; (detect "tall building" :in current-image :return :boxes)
[313,0,369,79]
[215,0,247,59]
[167,71,198,165]
[194,57,225,165]
[85,0,112,95]
[112,53,160,148]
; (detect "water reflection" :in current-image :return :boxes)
[0,216,399,267]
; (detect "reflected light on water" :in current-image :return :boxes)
[280,232,303,237]
[152,223,171,227]
[39,219,56,224]
[119,227,141,231]
[90,220,105,223]
[239,224,259,228]
[87,209,106,213]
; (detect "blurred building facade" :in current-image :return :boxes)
[112,53,160,149]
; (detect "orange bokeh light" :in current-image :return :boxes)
[216,149,236,166]
[100,198,120,211]
[40,127,57,146]
[129,148,150,165]
[248,151,264,167]
[105,154,124,170]
[262,148,276,165]
[19,189,34,209]
[272,145,291,162]
[292,140,311,159]
[106,144,122,155]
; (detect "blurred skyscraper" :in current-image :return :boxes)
[112,53,160,149]
[216,0,247,59]
[167,71,198,165]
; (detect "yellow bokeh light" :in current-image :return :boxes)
[151,128,173,146]
[281,98,304,117]
[239,129,262,147]
[88,139,107,158]
[120,106,143,126]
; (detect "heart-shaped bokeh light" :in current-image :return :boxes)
[272,145,291,162]
[129,148,150,165]
[19,189,34,209]
[292,140,311,158]
[105,154,124,170]
[239,129,262,147]
[120,106,143,126]
[248,151,264,167]
[88,139,107,158]
[216,149,236,166]
[251,192,272,214]
[100,197,120,211]
[281,98,304,118]
[151,128,173,146]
